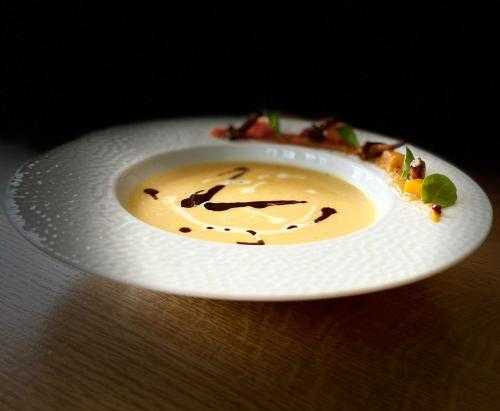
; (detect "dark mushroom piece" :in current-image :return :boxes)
[409,157,426,179]
[359,141,404,160]
[227,110,263,140]
[300,117,338,142]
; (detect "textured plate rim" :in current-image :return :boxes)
[4,118,493,301]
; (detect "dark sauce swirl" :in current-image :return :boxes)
[218,166,250,180]
[237,240,265,245]
[314,207,337,223]
[204,200,307,211]
[180,185,225,208]
[144,188,159,199]
[176,166,338,246]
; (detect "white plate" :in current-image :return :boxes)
[4,118,492,301]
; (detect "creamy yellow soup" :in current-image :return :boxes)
[127,162,376,245]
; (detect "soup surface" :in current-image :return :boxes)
[127,162,376,245]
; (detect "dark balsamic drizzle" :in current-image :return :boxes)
[180,185,225,208]
[218,166,250,180]
[144,188,159,200]
[180,166,249,208]
[237,240,265,245]
[204,200,307,211]
[314,207,337,223]
[178,166,338,246]
[181,166,306,214]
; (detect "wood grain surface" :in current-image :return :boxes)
[1,143,499,411]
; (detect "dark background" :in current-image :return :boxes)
[1,4,497,172]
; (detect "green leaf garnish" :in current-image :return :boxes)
[337,124,360,148]
[401,147,415,179]
[266,111,281,134]
[421,174,457,207]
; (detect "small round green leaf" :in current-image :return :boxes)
[421,174,457,207]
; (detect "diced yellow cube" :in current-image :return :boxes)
[376,150,404,172]
[429,208,441,222]
[403,178,423,198]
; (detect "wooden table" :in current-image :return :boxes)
[1,143,499,411]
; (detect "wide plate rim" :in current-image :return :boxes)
[4,117,493,301]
